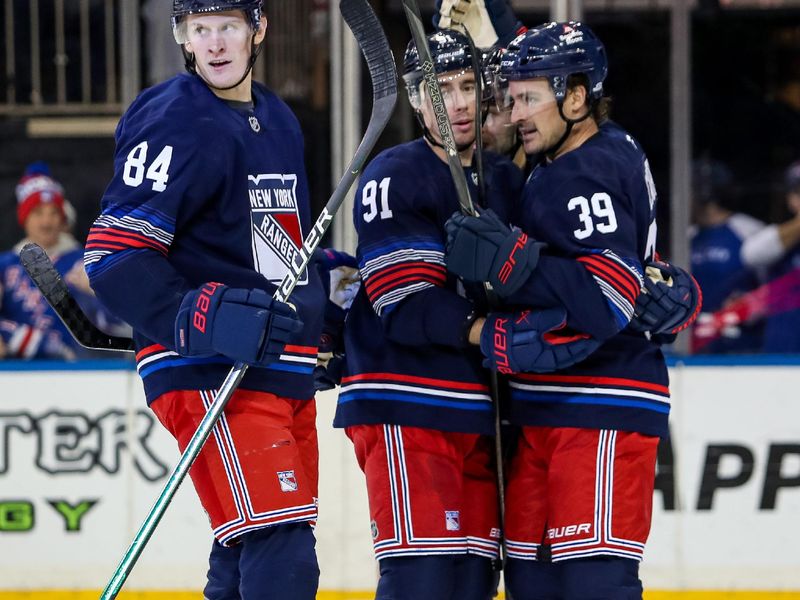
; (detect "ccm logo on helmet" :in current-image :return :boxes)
[193,282,223,334]
[498,232,529,284]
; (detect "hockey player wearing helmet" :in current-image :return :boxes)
[84,1,327,597]
[333,29,533,600]
[445,22,688,598]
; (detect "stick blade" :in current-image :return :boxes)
[20,242,70,305]
[19,243,134,352]
[340,0,398,102]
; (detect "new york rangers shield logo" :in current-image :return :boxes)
[277,470,298,492]
[445,510,460,531]
[248,173,308,286]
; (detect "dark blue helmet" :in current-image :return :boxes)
[499,22,607,102]
[481,45,506,105]
[172,0,263,43]
[402,30,476,104]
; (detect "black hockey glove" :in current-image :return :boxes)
[445,209,545,297]
[630,260,702,335]
[479,308,599,374]
[175,282,303,367]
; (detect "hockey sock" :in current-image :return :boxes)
[237,522,319,600]
[561,557,643,600]
[452,554,499,600]
[204,539,242,600]
[375,555,461,599]
[504,557,561,600]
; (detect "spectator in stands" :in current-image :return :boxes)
[0,162,123,359]
[690,157,766,353]
[742,161,800,352]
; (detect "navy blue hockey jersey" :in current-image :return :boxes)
[334,139,524,434]
[503,123,670,438]
[85,74,326,404]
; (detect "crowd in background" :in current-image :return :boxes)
[0,162,129,360]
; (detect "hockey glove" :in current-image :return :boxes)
[630,260,702,335]
[314,247,361,310]
[315,299,348,392]
[445,209,545,297]
[433,0,526,48]
[175,282,303,367]
[479,308,599,374]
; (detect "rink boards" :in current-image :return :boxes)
[0,357,798,597]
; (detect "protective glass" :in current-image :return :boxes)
[417,70,477,110]
[495,74,557,114]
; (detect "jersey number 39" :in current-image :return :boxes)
[568,193,618,240]
[123,141,174,192]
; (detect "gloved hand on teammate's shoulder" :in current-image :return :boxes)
[312,247,361,390]
[629,260,702,336]
[433,0,526,48]
[175,282,303,367]
[479,308,599,373]
[445,208,545,297]
[314,247,361,310]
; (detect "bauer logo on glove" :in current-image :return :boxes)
[480,308,599,374]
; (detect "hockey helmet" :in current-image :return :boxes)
[172,0,264,44]
[499,22,607,102]
[402,29,480,108]
[481,44,507,106]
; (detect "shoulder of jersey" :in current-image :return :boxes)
[121,74,230,141]
[364,139,437,181]
[550,121,645,181]
[483,150,524,180]
[251,81,300,131]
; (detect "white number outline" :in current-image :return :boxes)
[361,177,393,223]
[122,142,174,192]
[567,192,619,240]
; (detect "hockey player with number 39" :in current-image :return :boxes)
[332,29,583,600]
[444,22,697,598]
[84,1,327,598]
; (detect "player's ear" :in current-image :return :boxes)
[565,83,588,117]
[254,15,268,44]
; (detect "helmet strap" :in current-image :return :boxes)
[545,97,594,158]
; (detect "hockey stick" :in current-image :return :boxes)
[401,0,508,567]
[19,244,135,352]
[94,3,397,598]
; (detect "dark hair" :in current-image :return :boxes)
[566,73,611,124]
